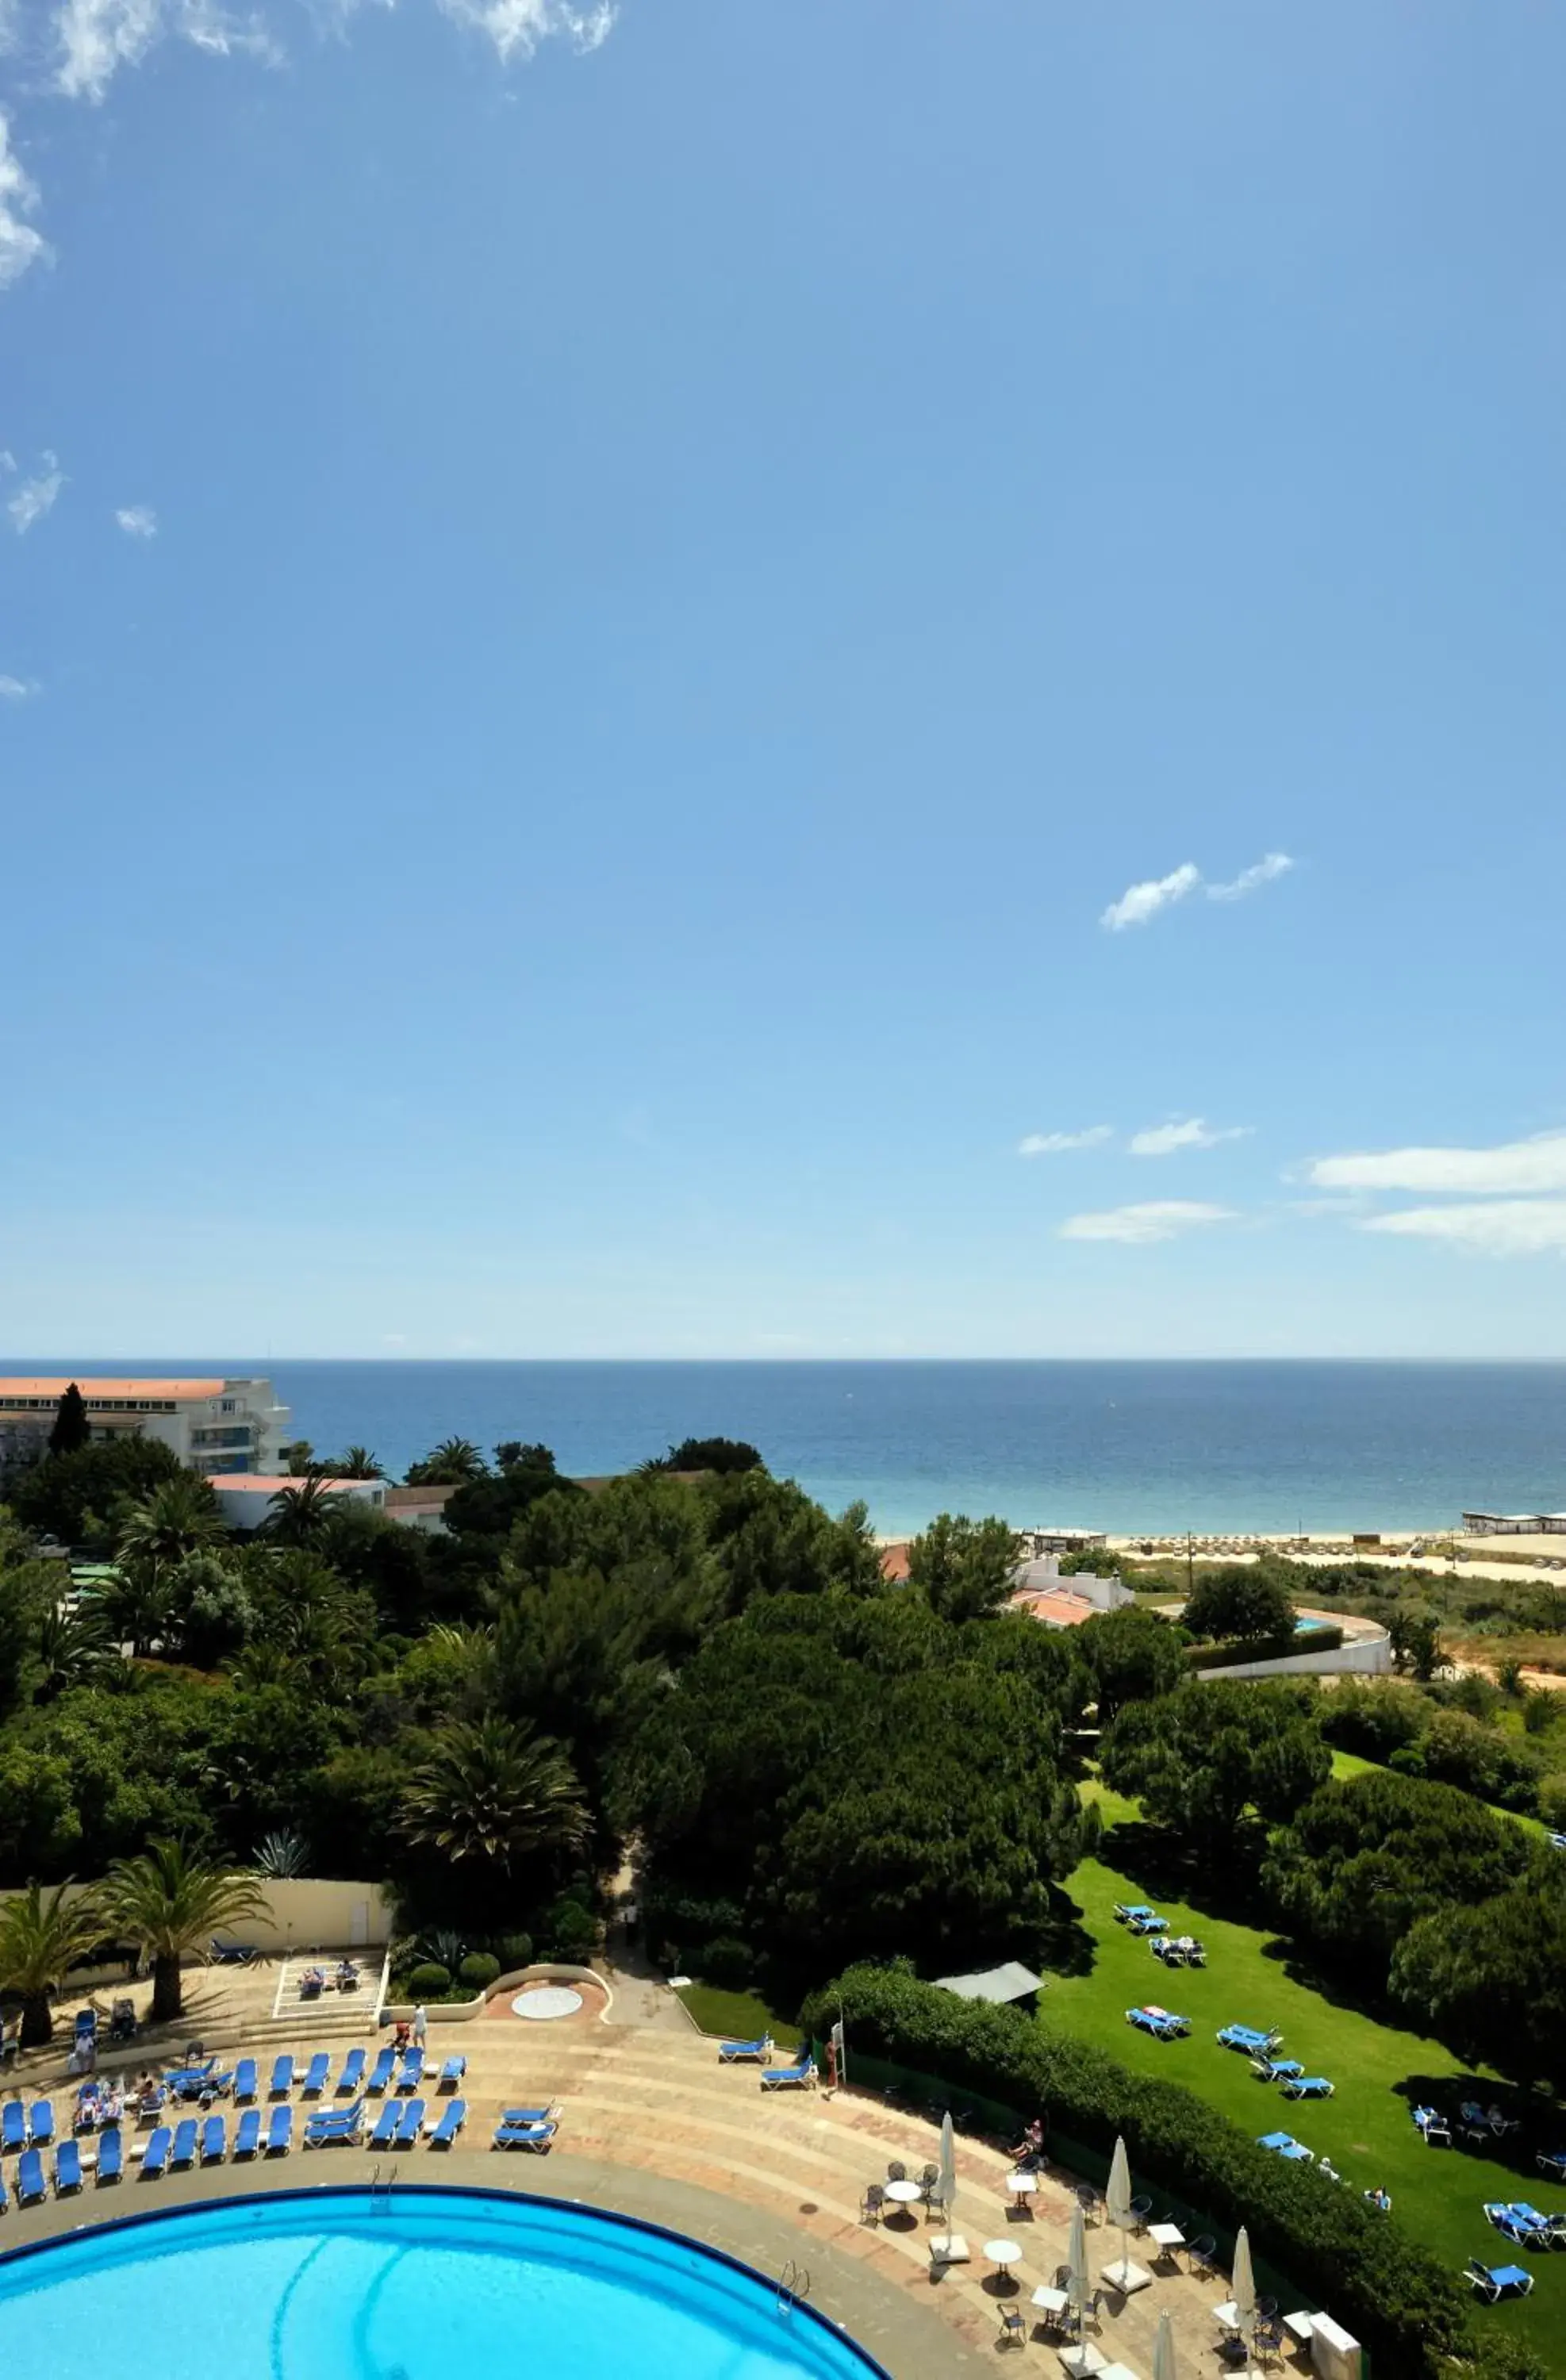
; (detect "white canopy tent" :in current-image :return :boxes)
[932,1961,1044,2005]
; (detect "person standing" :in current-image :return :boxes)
[413,2004,428,2050]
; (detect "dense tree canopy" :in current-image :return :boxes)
[905,1512,1020,1622]
[1262,1768,1531,1988]
[4,1434,182,1549]
[1077,1605,1186,1722]
[1182,1564,1295,1647]
[1391,1865,1566,2090]
[1100,1679,1329,1854]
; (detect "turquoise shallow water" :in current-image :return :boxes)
[0,2190,884,2380]
[16,1356,1566,1534]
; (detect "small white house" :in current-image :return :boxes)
[207,1475,387,1532]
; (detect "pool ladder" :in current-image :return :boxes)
[777,2260,810,2316]
[370,2161,398,2213]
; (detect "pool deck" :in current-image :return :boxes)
[2,1957,1264,2379]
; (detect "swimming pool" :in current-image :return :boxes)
[0,2186,889,2380]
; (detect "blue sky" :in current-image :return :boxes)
[3,2,1564,1358]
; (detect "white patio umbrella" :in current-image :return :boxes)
[1103,2134,1135,2291]
[1153,2305,1176,2380]
[935,2110,957,2236]
[1066,2198,1088,2313]
[1230,2225,1257,2331]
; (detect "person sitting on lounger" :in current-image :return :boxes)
[336,1960,358,1990]
[1364,2185,1391,2213]
[1010,2117,1046,2167]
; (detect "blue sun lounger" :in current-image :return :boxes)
[0,2168,8,2213]
[302,2053,331,2097]
[17,2149,46,2205]
[171,2118,198,2169]
[1127,2006,1189,2040]
[493,2120,556,2152]
[233,2058,258,2103]
[1,2102,24,2153]
[202,2116,226,2163]
[759,2057,816,2090]
[367,2046,397,2094]
[1507,2203,1565,2244]
[336,2049,367,2097]
[141,2125,171,2178]
[1219,2025,1282,2056]
[1283,2076,1334,2100]
[96,2128,123,2183]
[1113,1904,1156,1925]
[304,2102,364,2148]
[1466,2260,1533,2301]
[718,2036,773,2063]
[210,1938,258,1964]
[367,2101,400,2150]
[1258,2132,1313,2162]
[54,2139,83,2194]
[233,2109,262,2158]
[397,2049,424,2094]
[1483,2204,1540,2245]
[500,2106,558,2128]
[29,2102,53,2147]
[428,2099,466,2148]
[269,2055,294,2098]
[265,2107,292,2155]
[438,2056,466,2090]
[395,2098,425,2147]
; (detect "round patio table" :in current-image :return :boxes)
[884,2179,923,2207]
[985,2239,1023,2275]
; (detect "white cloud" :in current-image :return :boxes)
[1018,1127,1113,1157]
[1357,1201,1566,1257]
[1059,1200,1238,1245]
[435,0,613,61]
[115,504,158,538]
[1129,1117,1253,1157]
[1310,1130,1566,1198]
[54,0,279,102]
[1207,850,1295,903]
[7,453,63,533]
[1101,851,1295,931]
[1100,862,1200,932]
[0,673,38,699]
[0,113,48,291]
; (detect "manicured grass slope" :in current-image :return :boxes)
[1043,1844,1560,2368]
[674,1983,801,2045]
[1330,1746,1551,1838]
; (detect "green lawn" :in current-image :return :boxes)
[674,1982,802,2046]
[1045,1835,1561,2369]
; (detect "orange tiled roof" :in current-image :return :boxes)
[0,1377,227,1400]
[207,1475,364,1494]
[879,1541,912,1583]
[1010,1588,1096,1628]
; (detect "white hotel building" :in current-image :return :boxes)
[0,1376,292,1478]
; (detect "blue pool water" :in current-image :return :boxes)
[0,2189,887,2380]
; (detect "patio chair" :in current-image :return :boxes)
[1129,2195,1153,2232]
[887,2160,908,2182]
[1188,2235,1218,2274]
[997,2307,1027,2351]
[862,2182,885,2225]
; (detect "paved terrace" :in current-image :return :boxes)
[1,1956,1276,2379]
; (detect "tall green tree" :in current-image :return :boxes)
[400,1716,590,1882]
[905,1513,1021,1622]
[116,1472,225,1572]
[1078,1605,1186,1722]
[405,1438,488,1486]
[1183,1566,1295,1646]
[261,1476,340,1547]
[1101,1680,1329,1855]
[100,1839,272,2022]
[0,1879,106,2044]
[47,1384,91,1457]
[1391,1867,1566,2090]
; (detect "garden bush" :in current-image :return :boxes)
[543,1898,599,1960]
[697,1935,754,1988]
[801,1964,1487,2380]
[459,1952,501,1990]
[496,1932,534,1971]
[402,1961,451,1998]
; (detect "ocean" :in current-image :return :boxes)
[13,1360,1566,1537]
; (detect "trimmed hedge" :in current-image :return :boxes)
[1185,1624,1345,1672]
[801,1964,1530,2380]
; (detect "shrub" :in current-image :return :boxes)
[459,1952,501,1990]
[1317,1679,1427,1760]
[697,1936,754,1989]
[801,1964,1478,2380]
[402,1961,451,1998]
[543,1898,599,1960]
[496,1931,534,1971]
[1537,1774,1566,1832]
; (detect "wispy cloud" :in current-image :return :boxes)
[1207,851,1295,903]
[1129,1117,1252,1157]
[0,112,48,290]
[7,452,64,533]
[1310,1130,1566,1198]
[114,503,157,538]
[1101,851,1295,931]
[1059,1200,1238,1245]
[0,672,38,700]
[1018,1127,1113,1157]
[1100,862,1200,932]
[433,0,614,63]
[1357,1201,1566,1257]
[54,0,282,99]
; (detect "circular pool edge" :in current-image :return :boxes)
[0,2182,894,2380]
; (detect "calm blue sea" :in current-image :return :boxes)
[12,1361,1566,1536]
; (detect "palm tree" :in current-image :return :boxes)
[100,1841,272,2024]
[400,1717,589,1877]
[115,1473,225,1572]
[0,1881,107,2046]
[336,1446,383,1479]
[261,1476,339,1546]
[35,1599,113,1699]
[404,1438,486,1488]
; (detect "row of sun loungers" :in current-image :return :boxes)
[1483,2201,1566,2250]
[216,2047,463,2103]
[714,2040,817,2088]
